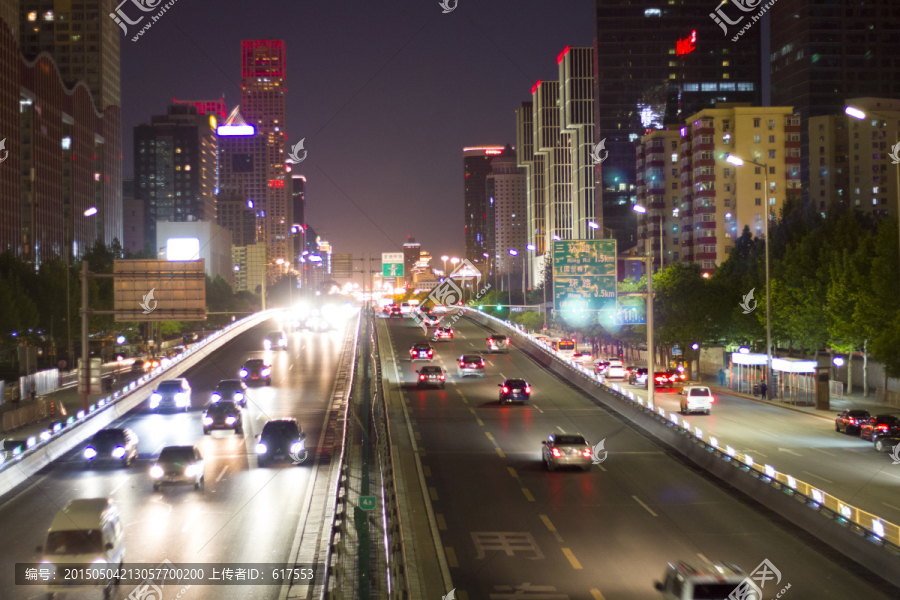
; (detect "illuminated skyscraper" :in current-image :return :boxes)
[463,145,506,267]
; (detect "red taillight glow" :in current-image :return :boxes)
[459,361,465,367]
[849,418,856,424]
[551,447,562,458]
[480,360,485,366]
[710,396,715,403]
[878,424,888,430]
[582,448,592,458]
[428,350,433,356]
[525,386,531,394]
[502,386,509,394]
[440,375,445,380]
[419,375,425,381]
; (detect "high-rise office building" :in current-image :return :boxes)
[174,98,227,120]
[463,146,506,267]
[134,104,217,251]
[291,174,306,265]
[515,102,543,286]
[18,0,120,112]
[594,2,761,250]
[403,236,420,289]
[533,80,572,244]
[770,0,900,203]
[485,145,526,280]
[810,97,900,219]
[636,105,799,274]
[122,177,144,255]
[239,39,289,264]
[217,192,257,247]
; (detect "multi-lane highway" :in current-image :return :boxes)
[0,318,351,600]
[379,314,897,599]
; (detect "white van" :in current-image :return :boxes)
[38,498,125,597]
[680,386,714,415]
[655,561,747,599]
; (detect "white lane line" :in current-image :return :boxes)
[697,553,710,564]
[809,448,835,457]
[500,372,506,379]
[802,471,834,484]
[632,495,658,517]
[181,510,199,532]
[882,502,900,513]
[556,426,566,433]
[289,364,293,370]
[216,466,229,482]
[744,449,768,458]
[109,477,130,496]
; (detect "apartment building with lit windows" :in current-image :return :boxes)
[637,105,800,275]
[635,129,682,269]
[809,97,900,219]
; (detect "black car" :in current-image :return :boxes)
[202,401,243,435]
[255,419,307,467]
[409,343,434,361]
[628,367,649,385]
[416,366,446,389]
[83,428,139,467]
[860,415,900,441]
[498,379,531,404]
[389,305,402,318]
[874,434,900,455]
[211,379,249,406]
[240,359,272,385]
[835,409,871,434]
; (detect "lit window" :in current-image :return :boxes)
[184,165,191,171]
[28,11,37,20]
[43,10,54,20]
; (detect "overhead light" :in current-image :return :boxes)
[526,244,536,251]
[588,221,599,229]
[84,207,98,217]
[844,106,866,120]
[725,154,744,166]
[633,204,647,214]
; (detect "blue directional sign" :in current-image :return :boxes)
[614,302,646,325]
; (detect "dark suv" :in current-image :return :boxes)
[255,419,306,467]
[202,401,243,435]
[498,379,531,404]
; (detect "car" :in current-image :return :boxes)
[498,378,530,404]
[667,368,688,383]
[240,358,272,385]
[874,433,900,454]
[487,334,510,354]
[202,401,243,435]
[410,343,434,361]
[389,305,402,318]
[647,371,679,389]
[211,379,249,406]
[457,354,486,377]
[571,351,593,364]
[149,378,192,411]
[432,304,453,314]
[628,367,649,385]
[400,302,412,316]
[835,409,871,434]
[255,418,306,467]
[594,361,610,375]
[679,386,713,415]
[142,358,161,372]
[606,360,626,378]
[150,445,205,491]
[83,428,139,467]
[421,312,442,327]
[654,561,748,599]
[416,366,446,389]
[541,434,591,471]
[264,331,287,350]
[860,414,900,441]
[434,326,454,341]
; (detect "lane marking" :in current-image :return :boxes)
[508,467,518,478]
[0,473,51,513]
[429,487,439,501]
[744,449,768,458]
[810,448,835,457]
[556,426,566,433]
[109,477,130,496]
[499,372,505,378]
[456,389,463,396]
[181,509,199,532]
[882,502,900,513]
[436,514,448,530]
[495,448,506,458]
[215,466,229,482]
[697,553,710,564]
[485,432,495,442]
[561,548,583,570]
[590,590,606,600]
[539,514,565,543]
[461,397,469,404]
[633,495,658,517]
[522,488,535,502]
[415,432,422,441]
[423,465,432,477]
[802,471,834,484]
[444,546,459,568]
[476,418,484,426]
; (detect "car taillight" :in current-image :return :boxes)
[449,330,453,334]
[419,375,425,381]
[524,386,531,394]
[582,448,591,458]
[878,424,888,430]
[439,375,445,380]
[849,418,856,424]
[551,447,562,458]
[502,386,509,394]
[710,396,715,403]
[480,360,485,366]
[459,361,465,367]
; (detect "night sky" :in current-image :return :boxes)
[121,0,594,260]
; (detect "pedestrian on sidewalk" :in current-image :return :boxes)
[760,381,768,400]
[718,368,726,386]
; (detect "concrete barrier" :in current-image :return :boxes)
[0,310,278,500]
[462,309,900,589]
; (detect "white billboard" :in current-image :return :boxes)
[166,237,201,261]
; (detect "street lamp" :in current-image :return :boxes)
[727,153,773,396]
[846,104,900,286]
[507,248,518,306]
[441,255,449,276]
[83,207,98,217]
[833,356,845,384]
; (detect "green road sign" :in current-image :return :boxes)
[359,496,377,511]
[382,263,404,277]
[552,240,617,312]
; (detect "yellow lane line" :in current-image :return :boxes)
[444,546,458,568]
[522,488,535,502]
[508,467,518,478]
[436,514,448,530]
[562,548,583,570]
[429,487,439,501]
[590,589,606,600]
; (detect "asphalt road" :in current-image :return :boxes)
[381,315,897,600]
[603,369,900,525]
[0,317,351,600]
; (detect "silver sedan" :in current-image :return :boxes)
[541,434,592,471]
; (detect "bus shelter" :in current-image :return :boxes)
[729,352,768,395]
[772,357,818,406]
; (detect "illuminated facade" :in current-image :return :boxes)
[809,98,900,219]
[515,102,542,286]
[533,80,572,245]
[134,104,217,252]
[485,145,526,278]
[217,192,257,247]
[232,242,268,293]
[636,105,798,275]
[174,98,227,120]
[463,145,505,267]
[156,219,233,284]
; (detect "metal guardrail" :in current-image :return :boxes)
[464,308,900,554]
[0,310,280,468]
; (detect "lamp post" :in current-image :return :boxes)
[450,257,460,304]
[726,154,773,395]
[833,356,845,388]
[441,255,449,277]
[507,248,518,306]
[526,244,538,320]
[845,105,900,285]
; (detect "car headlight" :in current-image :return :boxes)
[202,416,214,425]
[150,393,162,407]
[240,369,249,378]
[255,443,267,454]
[234,392,244,401]
[184,464,199,477]
[290,441,304,454]
[83,447,97,460]
[210,393,221,402]
[279,338,287,346]
[263,340,272,349]
[224,416,236,425]
[174,392,188,406]
[111,446,126,459]
[150,465,164,479]
[262,368,271,376]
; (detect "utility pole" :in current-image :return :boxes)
[80,261,90,412]
[646,240,655,410]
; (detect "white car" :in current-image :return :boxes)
[400,302,413,316]
[680,386,714,415]
[655,561,747,599]
[571,351,594,364]
[606,360,626,378]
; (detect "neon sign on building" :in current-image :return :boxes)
[676,30,697,56]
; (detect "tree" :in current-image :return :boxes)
[653,262,717,371]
